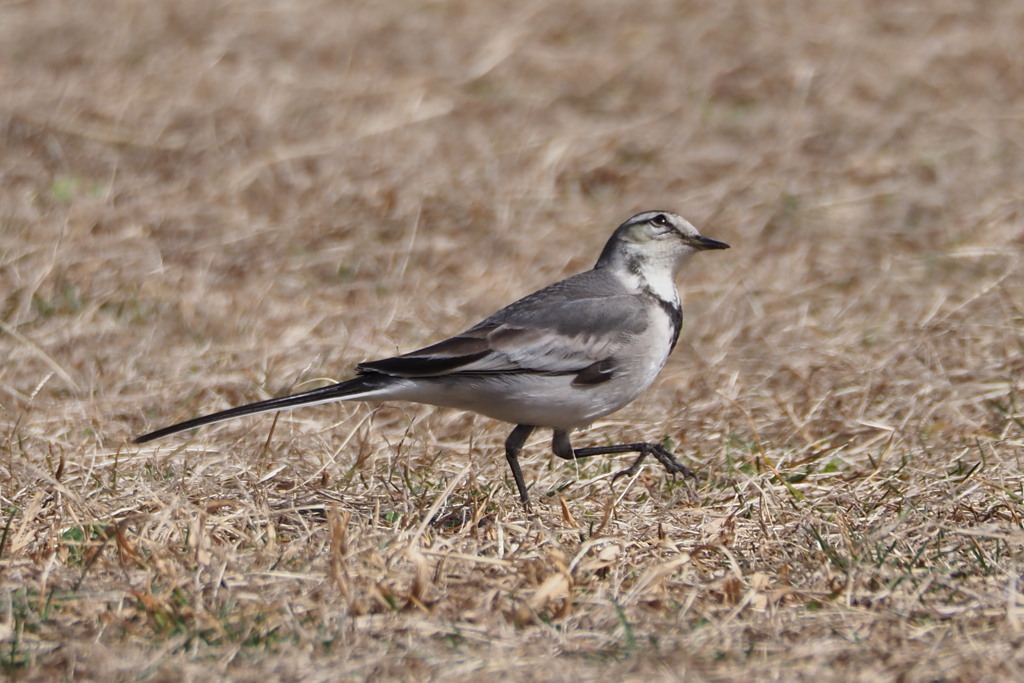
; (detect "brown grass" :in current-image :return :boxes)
[2,0,1023,679]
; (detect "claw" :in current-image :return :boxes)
[650,445,696,478]
[611,443,696,483]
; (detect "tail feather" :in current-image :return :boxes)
[134,374,393,444]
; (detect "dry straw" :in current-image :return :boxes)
[1,0,1023,679]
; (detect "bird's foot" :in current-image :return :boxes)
[611,443,696,483]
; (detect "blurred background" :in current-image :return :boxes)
[3,1,1019,446]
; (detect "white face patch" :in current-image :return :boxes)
[615,239,689,309]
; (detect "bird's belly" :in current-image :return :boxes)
[384,360,666,429]
[379,307,677,429]
[382,373,641,429]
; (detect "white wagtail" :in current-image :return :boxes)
[135,211,729,505]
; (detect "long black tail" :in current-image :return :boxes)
[134,374,393,444]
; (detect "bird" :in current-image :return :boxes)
[134,210,729,505]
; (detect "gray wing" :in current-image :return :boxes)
[357,269,649,381]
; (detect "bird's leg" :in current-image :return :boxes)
[504,424,536,506]
[551,429,696,482]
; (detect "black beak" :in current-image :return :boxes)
[689,235,730,250]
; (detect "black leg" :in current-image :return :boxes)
[504,424,536,505]
[551,429,695,483]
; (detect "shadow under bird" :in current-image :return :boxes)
[135,211,729,505]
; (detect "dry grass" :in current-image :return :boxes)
[2,0,1023,679]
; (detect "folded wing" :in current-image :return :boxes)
[357,271,648,382]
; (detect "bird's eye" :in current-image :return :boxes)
[650,214,669,227]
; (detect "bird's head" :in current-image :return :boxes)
[595,211,729,278]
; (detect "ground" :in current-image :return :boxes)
[2,0,1023,680]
